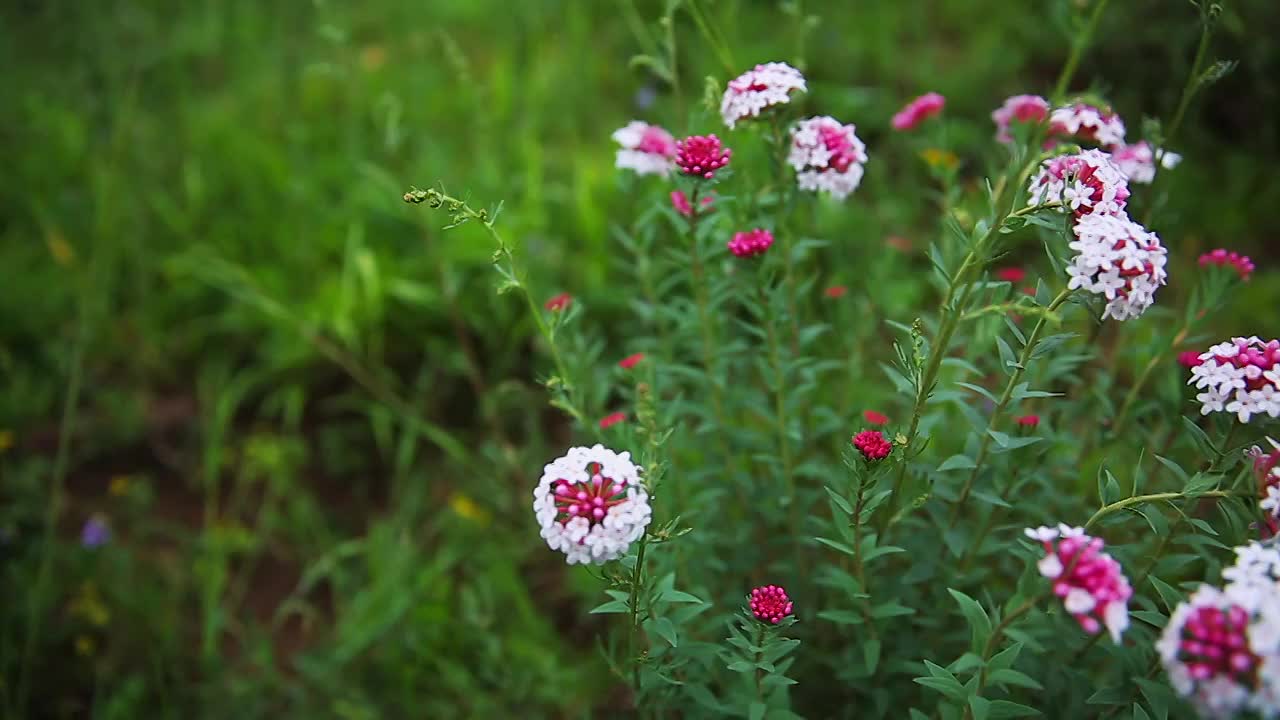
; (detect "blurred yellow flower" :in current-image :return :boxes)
[360,45,387,72]
[449,493,490,526]
[109,475,132,497]
[75,635,96,657]
[0,430,12,453]
[70,582,111,627]
[919,148,959,171]
[46,229,77,267]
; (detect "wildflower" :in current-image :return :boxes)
[1067,213,1168,321]
[0,430,12,453]
[824,285,848,299]
[81,516,110,548]
[612,121,678,177]
[1189,338,1280,423]
[675,134,732,180]
[892,92,945,131]
[618,353,645,370]
[532,444,652,565]
[1200,248,1256,282]
[544,293,572,312]
[108,475,131,497]
[449,493,491,526]
[919,148,959,171]
[992,94,1050,143]
[1048,103,1126,148]
[1254,440,1280,538]
[1223,542,1280,593]
[1015,415,1040,428]
[1158,583,1280,719]
[750,585,795,624]
[863,410,889,426]
[852,430,893,461]
[885,235,912,252]
[670,190,714,218]
[75,635,96,657]
[727,228,774,258]
[1109,141,1179,184]
[788,116,868,201]
[1027,149,1131,219]
[1024,524,1132,642]
[1179,351,1206,369]
[599,412,627,429]
[720,62,806,129]
[69,582,111,626]
[997,267,1027,283]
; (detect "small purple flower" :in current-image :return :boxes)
[81,516,110,548]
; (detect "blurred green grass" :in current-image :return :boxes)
[1,0,1278,716]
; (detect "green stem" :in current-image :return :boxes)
[950,289,1073,524]
[1084,489,1247,531]
[762,285,797,544]
[962,592,1049,720]
[1051,0,1113,101]
[628,537,649,701]
[851,472,880,641]
[1113,322,1191,434]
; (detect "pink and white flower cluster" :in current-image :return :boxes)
[720,62,807,129]
[1067,213,1168,321]
[1159,544,1280,719]
[1048,103,1127,148]
[1254,440,1280,537]
[1025,524,1132,642]
[532,445,652,565]
[1110,141,1182,185]
[788,116,868,201]
[612,121,677,177]
[992,94,1050,143]
[1027,149,1131,219]
[1189,337,1280,423]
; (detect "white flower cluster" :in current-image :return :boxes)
[1159,546,1280,719]
[1026,149,1131,218]
[720,62,806,129]
[787,116,868,201]
[611,121,677,177]
[1049,103,1127,147]
[1189,337,1280,423]
[1067,213,1168,321]
[532,444,652,565]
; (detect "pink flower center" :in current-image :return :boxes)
[750,585,794,624]
[675,135,732,179]
[1179,605,1260,685]
[819,125,858,173]
[553,463,627,527]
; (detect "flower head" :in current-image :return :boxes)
[1015,415,1041,428]
[891,92,945,131]
[852,430,893,461]
[612,121,677,177]
[618,353,645,370]
[863,410,889,426]
[1066,213,1167,321]
[1189,337,1280,423]
[1158,583,1280,719]
[749,585,794,624]
[1254,441,1280,538]
[727,228,774,258]
[1109,141,1160,184]
[992,94,1050,143]
[1024,525,1132,642]
[720,62,806,129]
[1027,149,1131,219]
[599,412,627,429]
[545,293,572,312]
[670,190,714,218]
[532,445,651,565]
[81,516,110,548]
[1200,249,1256,282]
[675,134,732,179]
[824,285,848,299]
[1048,103,1127,148]
[997,267,1027,283]
[789,116,868,201]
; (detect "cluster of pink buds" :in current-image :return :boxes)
[1189,337,1280,423]
[1159,582,1280,719]
[863,410,889,426]
[852,430,893,461]
[749,585,795,624]
[612,121,678,177]
[727,228,774,258]
[618,353,645,370]
[670,190,714,218]
[992,94,1049,144]
[1027,149,1131,219]
[1025,525,1132,642]
[1200,248,1256,282]
[675,135,732,179]
[788,116,868,200]
[1047,103,1127,148]
[891,92,945,131]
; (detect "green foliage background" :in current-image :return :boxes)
[1,0,1278,717]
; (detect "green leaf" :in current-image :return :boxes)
[862,544,906,563]
[651,617,678,647]
[913,676,968,701]
[947,588,993,653]
[957,382,1000,404]
[989,700,1040,718]
[938,455,978,472]
[1149,576,1184,612]
[863,638,881,674]
[825,486,854,516]
[749,702,767,720]
[988,642,1023,672]
[970,696,992,720]
[871,602,915,619]
[1132,704,1152,720]
[660,589,705,604]
[1087,686,1129,706]
[815,537,857,556]
[589,599,630,614]
[987,669,1043,691]
[1181,417,1215,458]
[1183,472,1221,496]
[727,660,755,673]
[817,610,865,626]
